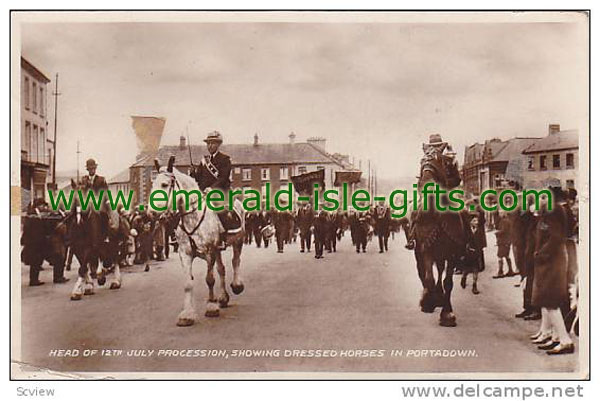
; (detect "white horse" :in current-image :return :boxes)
[151,156,246,326]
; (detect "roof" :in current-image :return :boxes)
[493,137,541,161]
[485,139,507,160]
[522,130,579,154]
[21,57,51,83]
[132,142,347,168]
[108,168,130,184]
[464,137,542,166]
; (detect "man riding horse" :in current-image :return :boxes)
[404,133,467,327]
[405,134,461,250]
[190,131,242,249]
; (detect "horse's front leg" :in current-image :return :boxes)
[84,268,95,296]
[110,262,122,290]
[176,251,197,327]
[230,240,244,295]
[96,260,106,286]
[419,252,436,313]
[433,260,446,307]
[70,252,87,301]
[204,251,220,318]
[439,262,457,327]
[215,251,230,308]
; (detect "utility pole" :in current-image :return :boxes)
[52,73,61,188]
[76,141,81,182]
[368,159,371,195]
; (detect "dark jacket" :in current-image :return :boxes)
[193,151,232,191]
[532,205,568,308]
[373,206,391,236]
[81,174,108,192]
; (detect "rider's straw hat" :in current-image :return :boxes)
[203,131,223,144]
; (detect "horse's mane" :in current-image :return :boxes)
[160,167,199,190]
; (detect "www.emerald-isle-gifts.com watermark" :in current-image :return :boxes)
[47,182,554,219]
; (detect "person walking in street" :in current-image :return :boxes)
[313,210,327,259]
[530,187,574,355]
[493,210,516,278]
[460,212,485,294]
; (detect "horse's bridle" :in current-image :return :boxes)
[162,172,207,239]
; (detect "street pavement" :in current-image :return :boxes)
[18,231,578,375]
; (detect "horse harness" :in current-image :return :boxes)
[164,172,208,259]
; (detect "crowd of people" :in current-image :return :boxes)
[466,187,580,356]
[241,201,400,258]
[19,131,580,357]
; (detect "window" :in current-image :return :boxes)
[242,168,252,181]
[527,156,535,171]
[566,153,574,169]
[32,125,38,162]
[552,154,560,169]
[234,167,241,174]
[261,167,270,180]
[539,155,547,170]
[39,87,44,117]
[24,77,30,110]
[280,166,289,180]
[39,128,46,164]
[23,122,31,159]
[32,82,38,114]
[297,166,307,175]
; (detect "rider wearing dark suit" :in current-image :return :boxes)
[81,159,108,192]
[190,131,239,248]
[192,133,232,191]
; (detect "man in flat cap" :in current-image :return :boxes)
[191,131,240,248]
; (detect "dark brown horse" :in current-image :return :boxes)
[411,153,467,327]
[66,180,128,300]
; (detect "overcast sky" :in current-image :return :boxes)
[20,16,588,181]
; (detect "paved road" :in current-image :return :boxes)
[18,232,578,375]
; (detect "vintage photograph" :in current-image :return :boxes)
[10,11,589,379]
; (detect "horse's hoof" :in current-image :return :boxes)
[421,305,435,313]
[70,293,83,301]
[219,295,230,308]
[176,318,195,327]
[205,303,220,317]
[439,312,457,327]
[97,276,106,286]
[109,282,121,290]
[84,289,94,296]
[230,282,244,295]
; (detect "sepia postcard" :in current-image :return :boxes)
[10,10,589,380]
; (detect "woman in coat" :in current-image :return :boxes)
[459,210,486,295]
[530,189,574,355]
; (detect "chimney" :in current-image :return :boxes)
[289,132,296,145]
[179,135,186,150]
[307,136,326,152]
[253,133,259,146]
[549,124,561,135]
